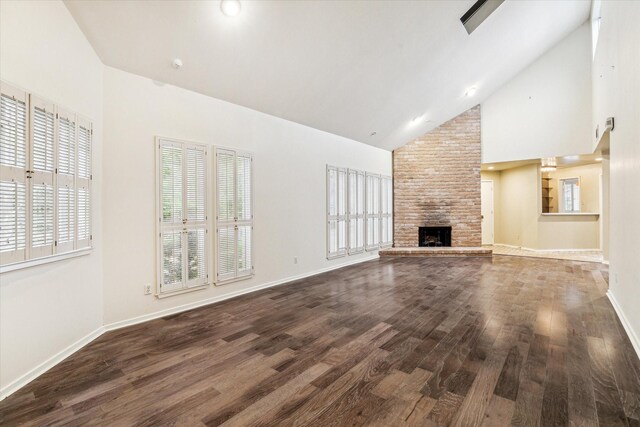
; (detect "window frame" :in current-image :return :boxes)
[0,81,93,274]
[214,146,254,285]
[560,177,581,213]
[156,137,210,296]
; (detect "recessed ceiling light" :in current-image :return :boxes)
[595,157,603,161]
[488,166,494,170]
[370,131,377,136]
[172,58,183,69]
[220,0,241,17]
[409,115,425,126]
[465,86,478,97]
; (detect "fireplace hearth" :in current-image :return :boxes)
[419,226,452,247]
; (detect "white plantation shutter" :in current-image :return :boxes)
[187,228,206,284]
[76,117,92,248]
[161,144,182,224]
[0,84,28,264]
[366,173,381,251]
[0,181,26,262]
[217,225,235,281]
[327,165,347,258]
[184,146,207,288]
[56,109,76,253]
[29,97,56,258]
[380,176,393,247]
[158,139,208,294]
[77,187,90,243]
[216,150,234,223]
[162,230,183,292]
[215,148,253,283]
[236,154,252,278]
[347,169,365,254]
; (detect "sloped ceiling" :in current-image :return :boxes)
[65,0,590,150]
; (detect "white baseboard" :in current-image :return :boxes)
[0,254,379,400]
[0,327,105,401]
[607,290,640,360]
[493,243,601,253]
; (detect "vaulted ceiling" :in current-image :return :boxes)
[65,0,590,150]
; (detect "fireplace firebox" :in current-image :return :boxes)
[419,226,452,247]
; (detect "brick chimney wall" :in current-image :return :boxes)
[393,105,481,247]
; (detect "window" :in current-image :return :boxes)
[347,169,365,254]
[0,82,92,270]
[157,138,208,295]
[380,176,393,247]
[561,178,580,213]
[216,148,253,283]
[365,173,381,251]
[327,165,347,258]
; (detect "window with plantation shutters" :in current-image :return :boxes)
[0,82,93,271]
[365,173,381,251]
[347,169,365,254]
[380,176,393,247]
[215,148,253,283]
[157,138,208,295]
[327,165,347,259]
[0,83,28,265]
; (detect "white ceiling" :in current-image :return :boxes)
[65,0,590,151]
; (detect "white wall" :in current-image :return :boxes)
[102,67,391,325]
[594,1,640,353]
[482,23,592,163]
[0,1,104,394]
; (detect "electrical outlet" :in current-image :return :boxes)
[294,256,298,264]
[144,283,152,295]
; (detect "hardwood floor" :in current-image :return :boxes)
[1,256,639,426]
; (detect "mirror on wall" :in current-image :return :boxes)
[540,155,602,214]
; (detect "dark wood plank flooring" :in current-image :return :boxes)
[1,256,639,426]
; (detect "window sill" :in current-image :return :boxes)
[215,274,254,287]
[156,283,210,298]
[541,213,600,217]
[1,247,93,274]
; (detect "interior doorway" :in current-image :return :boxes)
[481,180,494,245]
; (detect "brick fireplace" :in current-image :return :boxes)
[393,106,481,247]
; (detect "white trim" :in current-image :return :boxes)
[607,290,640,360]
[492,244,601,253]
[0,247,92,274]
[540,212,600,217]
[0,253,378,401]
[0,327,105,401]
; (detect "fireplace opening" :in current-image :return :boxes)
[419,226,452,247]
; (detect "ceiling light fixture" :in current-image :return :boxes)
[488,166,495,170]
[220,0,241,17]
[172,58,183,69]
[541,157,557,172]
[465,86,478,97]
[595,157,603,161]
[370,131,377,136]
[409,115,425,126]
